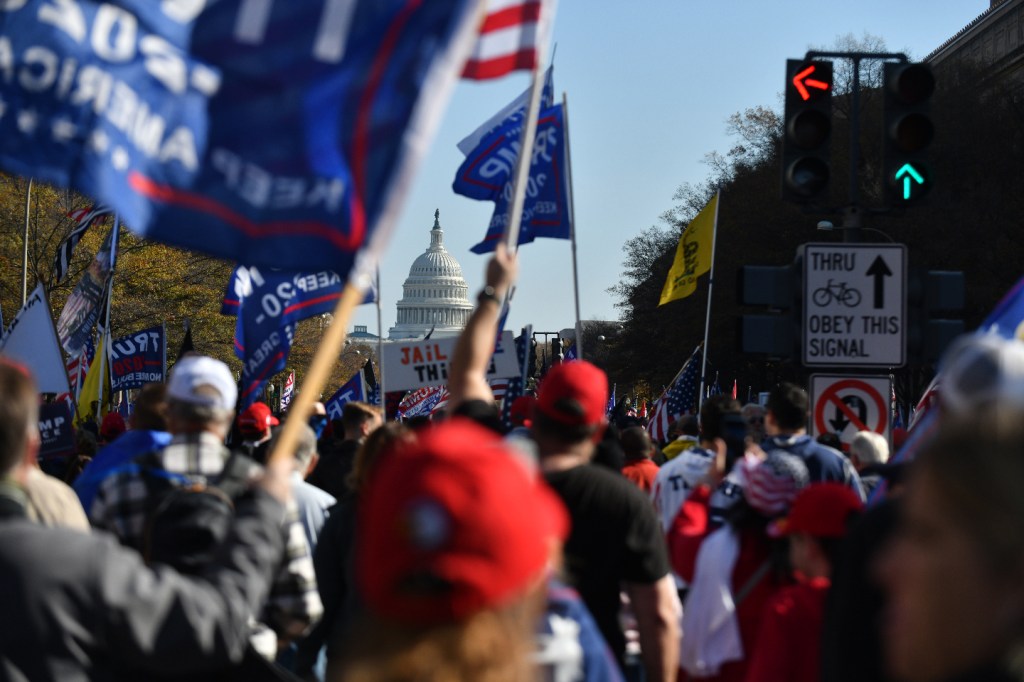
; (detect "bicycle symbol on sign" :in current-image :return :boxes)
[812,280,862,308]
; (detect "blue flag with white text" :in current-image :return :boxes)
[109,325,165,391]
[222,266,345,407]
[325,372,367,421]
[454,105,572,254]
[0,1,481,273]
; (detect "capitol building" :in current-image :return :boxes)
[388,210,474,341]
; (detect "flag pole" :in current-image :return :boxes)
[562,91,584,359]
[502,50,548,252]
[696,190,721,403]
[375,267,385,406]
[97,216,120,416]
[269,283,365,465]
[161,321,167,383]
[22,178,32,305]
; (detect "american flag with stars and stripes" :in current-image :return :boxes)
[497,332,529,430]
[54,337,95,406]
[51,205,111,285]
[646,345,703,443]
[430,387,452,416]
[462,0,553,80]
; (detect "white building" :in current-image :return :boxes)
[388,210,474,341]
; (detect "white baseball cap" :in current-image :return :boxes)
[167,355,237,411]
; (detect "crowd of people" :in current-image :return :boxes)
[2,246,1023,682]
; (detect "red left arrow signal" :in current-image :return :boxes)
[793,65,830,101]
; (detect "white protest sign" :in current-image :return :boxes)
[382,331,520,392]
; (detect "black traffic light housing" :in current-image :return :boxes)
[782,59,833,203]
[737,262,801,358]
[907,268,964,364]
[550,338,562,363]
[883,62,935,205]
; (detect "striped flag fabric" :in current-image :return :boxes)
[489,379,510,402]
[51,205,111,285]
[66,337,95,392]
[430,387,452,416]
[647,345,703,443]
[462,0,553,80]
[280,371,295,412]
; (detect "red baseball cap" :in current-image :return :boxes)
[357,418,569,625]
[770,482,864,538]
[237,402,279,436]
[535,361,608,427]
[99,412,126,441]
[510,395,537,427]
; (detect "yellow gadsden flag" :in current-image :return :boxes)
[659,192,719,306]
[75,334,111,425]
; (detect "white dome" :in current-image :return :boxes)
[388,210,474,341]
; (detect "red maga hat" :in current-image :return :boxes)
[357,418,569,625]
[535,361,608,427]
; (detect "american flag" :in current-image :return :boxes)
[66,337,95,389]
[51,205,111,284]
[489,379,510,402]
[605,383,616,416]
[647,345,703,443]
[496,332,529,430]
[280,371,295,412]
[462,0,553,80]
[430,387,452,416]
[54,337,95,406]
[399,386,445,419]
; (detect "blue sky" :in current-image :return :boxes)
[350,1,989,340]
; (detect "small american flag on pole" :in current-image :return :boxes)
[647,345,703,443]
[462,0,554,80]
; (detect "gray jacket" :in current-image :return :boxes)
[0,487,287,681]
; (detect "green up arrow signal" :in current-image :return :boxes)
[895,163,925,200]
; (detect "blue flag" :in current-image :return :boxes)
[454,105,572,254]
[325,371,367,421]
[0,1,481,272]
[223,266,345,407]
[109,325,165,391]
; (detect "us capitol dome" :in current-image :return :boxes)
[387,209,474,341]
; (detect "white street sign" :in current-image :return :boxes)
[802,243,907,367]
[810,374,892,450]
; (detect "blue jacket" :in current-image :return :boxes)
[74,430,172,511]
[763,434,865,500]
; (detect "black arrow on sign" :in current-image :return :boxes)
[866,256,893,309]
[829,396,867,433]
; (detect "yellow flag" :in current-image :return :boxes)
[659,193,719,306]
[75,335,111,425]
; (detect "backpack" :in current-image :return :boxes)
[138,450,254,575]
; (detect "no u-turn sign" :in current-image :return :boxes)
[810,374,891,450]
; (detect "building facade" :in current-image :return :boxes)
[388,210,474,341]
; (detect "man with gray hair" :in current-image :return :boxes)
[90,355,322,659]
[848,430,890,498]
[273,423,336,552]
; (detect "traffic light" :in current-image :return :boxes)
[550,338,562,364]
[782,59,833,203]
[737,263,800,358]
[883,62,935,205]
[907,269,964,364]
